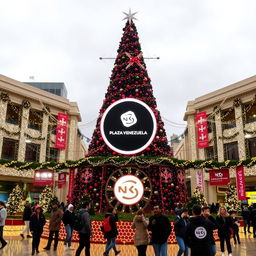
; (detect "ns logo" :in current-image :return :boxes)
[114,175,144,206]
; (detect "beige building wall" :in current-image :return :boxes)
[174,75,256,203]
[0,74,87,202]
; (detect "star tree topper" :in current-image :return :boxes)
[123,8,138,24]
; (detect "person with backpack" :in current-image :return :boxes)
[174,208,189,256]
[230,211,240,244]
[63,204,75,250]
[75,202,92,256]
[43,201,63,251]
[103,208,121,256]
[20,201,32,239]
[30,205,46,255]
[216,206,233,256]
[0,201,7,250]
[148,205,172,256]
[131,209,149,256]
[186,205,216,256]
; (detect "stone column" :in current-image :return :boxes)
[39,113,49,162]
[67,116,78,160]
[235,104,246,159]
[215,111,224,162]
[0,101,8,157]
[18,108,30,161]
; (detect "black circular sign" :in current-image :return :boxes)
[100,98,157,155]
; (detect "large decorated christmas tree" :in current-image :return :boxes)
[6,184,23,215]
[224,184,240,213]
[72,11,187,213]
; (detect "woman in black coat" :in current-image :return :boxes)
[216,206,233,256]
[30,205,46,255]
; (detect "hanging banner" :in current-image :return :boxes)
[34,170,54,186]
[55,113,68,150]
[67,169,75,201]
[195,112,209,148]
[209,169,230,185]
[196,169,204,192]
[236,166,246,200]
[58,173,66,188]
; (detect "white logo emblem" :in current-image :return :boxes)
[194,227,207,239]
[120,111,137,127]
[114,175,144,205]
[215,172,223,177]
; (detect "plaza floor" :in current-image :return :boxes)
[0,231,256,256]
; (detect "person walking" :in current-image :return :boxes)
[103,208,121,256]
[251,203,256,238]
[75,202,92,256]
[0,201,7,250]
[216,206,233,256]
[241,205,251,234]
[30,205,46,255]
[202,206,218,256]
[186,205,216,256]
[43,201,63,251]
[148,205,172,256]
[20,201,32,239]
[174,208,189,256]
[230,211,240,245]
[131,209,149,256]
[63,204,75,250]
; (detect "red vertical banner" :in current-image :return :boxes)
[196,169,204,192]
[236,166,246,200]
[55,113,68,150]
[58,173,66,188]
[195,112,209,148]
[67,169,75,201]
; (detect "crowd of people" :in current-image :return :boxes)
[1,199,256,255]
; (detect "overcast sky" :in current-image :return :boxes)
[1,0,256,144]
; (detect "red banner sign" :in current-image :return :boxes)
[34,170,54,186]
[236,166,246,200]
[196,112,209,148]
[55,113,68,150]
[58,173,66,188]
[209,169,230,185]
[67,169,75,201]
[196,169,204,192]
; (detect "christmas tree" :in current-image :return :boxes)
[186,187,207,213]
[88,11,170,156]
[224,184,240,213]
[6,184,23,215]
[39,186,53,212]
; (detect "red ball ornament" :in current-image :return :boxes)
[111,99,115,103]
[99,147,104,151]
[164,188,168,193]
[176,186,180,190]
[99,137,103,141]
[94,183,98,187]
[146,147,150,151]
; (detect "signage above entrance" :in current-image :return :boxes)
[100,98,157,155]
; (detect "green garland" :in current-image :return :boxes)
[0,92,10,102]
[0,155,256,171]
[25,133,45,141]
[0,127,20,136]
[219,132,239,140]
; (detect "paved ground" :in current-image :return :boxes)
[0,232,256,256]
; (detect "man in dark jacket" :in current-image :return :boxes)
[202,206,218,256]
[174,208,189,256]
[148,205,171,256]
[251,203,256,238]
[186,205,216,256]
[63,204,75,249]
[75,202,92,256]
[103,208,120,256]
[20,201,32,239]
[242,205,251,234]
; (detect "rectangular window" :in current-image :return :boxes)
[245,104,256,123]
[25,143,40,162]
[205,146,217,160]
[5,103,21,125]
[1,138,18,160]
[222,109,236,130]
[49,115,57,135]
[46,148,59,162]
[224,141,239,160]
[248,138,256,157]
[28,110,43,131]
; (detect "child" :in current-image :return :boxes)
[230,211,240,245]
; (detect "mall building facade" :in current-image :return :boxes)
[0,74,86,203]
[175,75,256,203]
